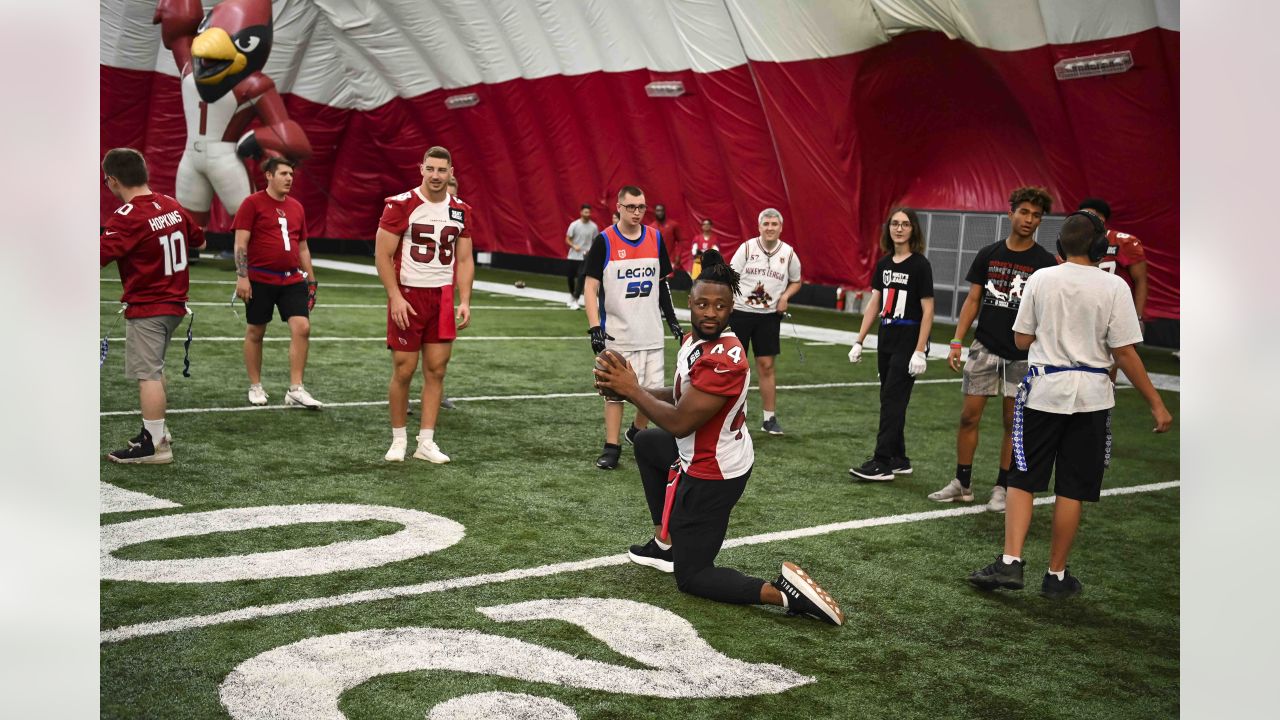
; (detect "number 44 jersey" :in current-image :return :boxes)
[379,188,475,289]
[101,192,205,319]
[673,332,754,480]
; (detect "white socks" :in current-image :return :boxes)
[418,428,435,442]
[392,427,407,441]
[1002,554,1022,565]
[763,410,776,422]
[1047,568,1065,581]
[143,418,166,444]
[654,536,671,551]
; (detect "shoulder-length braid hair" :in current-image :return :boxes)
[694,248,741,296]
[880,207,926,255]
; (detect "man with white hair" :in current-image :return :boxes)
[728,208,803,435]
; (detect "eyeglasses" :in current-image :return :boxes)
[889,221,912,229]
[619,204,647,214]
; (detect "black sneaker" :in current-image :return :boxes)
[441,397,456,410]
[968,555,1026,591]
[761,417,784,435]
[889,457,912,475]
[1040,568,1083,600]
[107,428,173,465]
[627,538,674,573]
[596,443,622,470]
[129,427,173,448]
[772,562,844,625]
[849,458,894,481]
[623,424,640,445]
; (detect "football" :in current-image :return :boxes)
[514,280,526,288]
[594,349,626,401]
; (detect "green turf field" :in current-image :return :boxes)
[100,257,1179,719]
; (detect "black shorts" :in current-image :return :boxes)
[728,310,781,357]
[245,280,309,325]
[1006,408,1110,502]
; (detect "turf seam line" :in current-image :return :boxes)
[99,479,1178,644]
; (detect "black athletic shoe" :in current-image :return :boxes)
[889,457,912,475]
[761,417,784,435]
[1040,568,1083,600]
[772,562,844,625]
[627,538,674,573]
[108,428,173,465]
[440,397,456,410]
[968,555,1026,591]
[129,427,172,448]
[624,424,640,445]
[849,458,894,481]
[596,444,622,470]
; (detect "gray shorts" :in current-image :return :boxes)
[961,338,1026,397]
[124,314,183,381]
[606,347,665,404]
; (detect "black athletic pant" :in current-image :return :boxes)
[874,344,917,462]
[567,259,586,298]
[634,428,765,605]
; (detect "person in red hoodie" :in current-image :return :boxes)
[100,148,206,464]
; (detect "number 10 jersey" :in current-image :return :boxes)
[379,188,475,289]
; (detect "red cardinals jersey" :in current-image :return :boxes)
[100,193,204,319]
[673,332,754,480]
[379,188,475,288]
[1101,228,1146,289]
[232,191,308,285]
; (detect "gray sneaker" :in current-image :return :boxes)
[761,417,784,435]
[987,485,1007,513]
[928,479,974,503]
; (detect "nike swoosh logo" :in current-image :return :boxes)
[104,231,116,235]
[713,366,731,374]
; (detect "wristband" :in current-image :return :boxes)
[949,338,962,349]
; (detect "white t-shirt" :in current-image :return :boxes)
[566,218,598,261]
[730,237,802,313]
[1012,262,1143,414]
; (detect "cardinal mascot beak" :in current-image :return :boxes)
[192,27,248,84]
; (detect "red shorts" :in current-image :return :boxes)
[387,285,456,351]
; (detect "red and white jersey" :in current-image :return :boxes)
[232,191,308,285]
[1101,228,1146,290]
[673,332,754,480]
[379,188,475,288]
[101,193,204,319]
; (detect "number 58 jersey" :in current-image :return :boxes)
[674,332,754,480]
[379,188,475,288]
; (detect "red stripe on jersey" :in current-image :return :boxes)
[603,224,661,263]
[881,288,896,318]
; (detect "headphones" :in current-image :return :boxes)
[1057,210,1109,263]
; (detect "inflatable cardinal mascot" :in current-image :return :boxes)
[152,0,312,226]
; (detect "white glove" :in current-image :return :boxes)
[908,350,927,377]
[848,342,863,363]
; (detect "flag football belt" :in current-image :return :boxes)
[658,462,682,541]
[250,266,305,279]
[99,305,195,377]
[879,318,919,326]
[1012,365,1111,472]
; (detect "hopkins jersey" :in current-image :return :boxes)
[100,192,204,319]
[379,188,475,288]
[731,237,802,313]
[586,223,671,351]
[674,332,754,480]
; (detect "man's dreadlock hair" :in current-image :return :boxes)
[694,248,741,296]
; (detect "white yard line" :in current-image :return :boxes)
[99,380,963,417]
[100,479,1179,644]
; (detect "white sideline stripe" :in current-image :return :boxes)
[99,380,962,417]
[100,479,1179,644]
[100,301,559,310]
[104,336,588,342]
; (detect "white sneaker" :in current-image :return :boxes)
[987,485,1008,513]
[413,438,451,464]
[248,385,268,406]
[566,299,578,309]
[285,385,323,410]
[385,437,408,462]
[928,479,975,503]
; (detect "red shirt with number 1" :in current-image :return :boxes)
[232,190,307,285]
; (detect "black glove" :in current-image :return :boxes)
[306,280,318,312]
[588,326,614,354]
[668,320,685,345]
[235,131,263,159]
